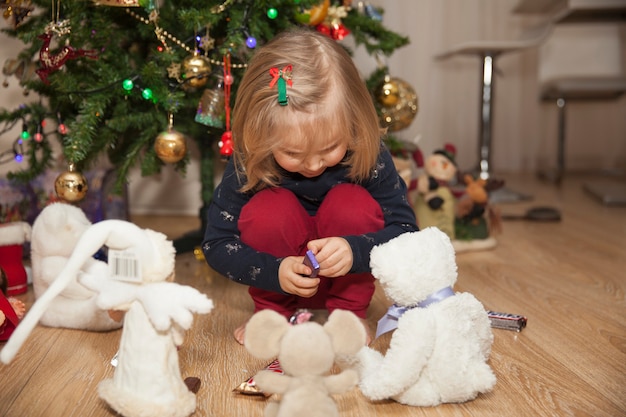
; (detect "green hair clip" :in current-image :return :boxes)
[269,65,293,106]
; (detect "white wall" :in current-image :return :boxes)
[1,0,625,215]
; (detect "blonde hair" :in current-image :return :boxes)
[232,28,383,193]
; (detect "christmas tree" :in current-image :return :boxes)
[0,0,413,249]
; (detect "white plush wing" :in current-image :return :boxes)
[81,273,213,330]
[135,282,214,331]
[79,273,140,310]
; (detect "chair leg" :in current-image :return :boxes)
[478,54,494,180]
[475,53,532,202]
[538,97,566,184]
[556,97,566,184]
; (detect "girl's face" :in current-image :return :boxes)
[273,136,347,178]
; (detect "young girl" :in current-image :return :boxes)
[202,28,418,344]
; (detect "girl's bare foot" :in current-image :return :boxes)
[234,322,246,345]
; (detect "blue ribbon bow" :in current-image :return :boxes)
[375,286,455,338]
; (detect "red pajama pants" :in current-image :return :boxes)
[238,183,384,319]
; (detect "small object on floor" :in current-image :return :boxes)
[583,180,626,206]
[489,186,533,204]
[184,377,202,394]
[501,206,561,222]
[234,358,283,396]
[487,311,527,332]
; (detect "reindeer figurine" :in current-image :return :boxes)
[36,30,98,84]
[455,174,502,238]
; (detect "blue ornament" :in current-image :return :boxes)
[246,36,257,49]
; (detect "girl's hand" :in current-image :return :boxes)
[307,237,353,278]
[278,256,320,297]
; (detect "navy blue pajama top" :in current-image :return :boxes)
[201,143,418,294]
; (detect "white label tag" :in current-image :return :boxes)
[108,249,142,282]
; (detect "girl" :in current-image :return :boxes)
[202,28,418,344]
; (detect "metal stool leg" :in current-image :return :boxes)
[478,54,494,180]
[556,97,566,184]
[476,53,531,202]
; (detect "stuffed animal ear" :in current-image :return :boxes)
[324,310,366,356]
[244,309,290,360]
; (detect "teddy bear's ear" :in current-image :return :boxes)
[244,309,290,360]
[324,310,366,356]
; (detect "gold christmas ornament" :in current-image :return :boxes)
[155,114,188,163]
[377,76,419,132]
[377,75,400,107]
[54,164,88,203]
[182,54,212,90]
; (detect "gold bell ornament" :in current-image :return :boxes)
[377,74,418,132]
[182,53,212,91]
[154,113,188,164]
[54,163,88,203]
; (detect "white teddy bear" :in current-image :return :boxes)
[30,202,121,330]
[356,227,496,406]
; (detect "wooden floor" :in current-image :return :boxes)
[1,173,625,417]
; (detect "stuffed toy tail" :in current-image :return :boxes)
[0,220,153,364]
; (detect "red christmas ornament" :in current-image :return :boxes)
[219,130,233,157]
[332,23,350,40]
[36,31,99,84]
[316,23,350,41]
[220,54,234,159]
[316,24,331,37]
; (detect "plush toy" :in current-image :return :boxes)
[355,227,496,406]
[414,144,458,239]
[1,219,214,417]
[453,174,500,252]
[29,202,122,330]
[244,309,367,417]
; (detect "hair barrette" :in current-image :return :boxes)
[269,65,293,106]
